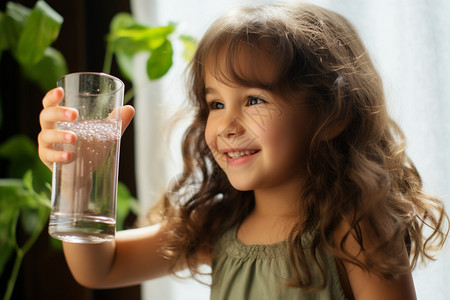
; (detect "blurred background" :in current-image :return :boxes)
[0,0,138,299]
[1,0,449,299]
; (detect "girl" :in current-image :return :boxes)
[38,2,448,299]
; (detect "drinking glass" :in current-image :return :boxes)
[49,72,124,243]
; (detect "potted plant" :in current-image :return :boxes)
[0,1,195,299]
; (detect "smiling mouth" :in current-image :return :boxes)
[225,150,260,159]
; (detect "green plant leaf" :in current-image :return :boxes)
[0,135,36,178]
[0,173,51,298]
[20,201,50,237]
[0,179,25,276]
[106,13,181,83]
[116,182,130,231]
[31,159,52,198]
[179,34,197,62]
[0,179,23,234]
[0,135,36,160]
[22,47,68,91]
[0,135,52,202]
[109,24,175,82]
[15,0,63,66]
[114,49,134,81]
[104,13,174,81]
[22,170,51,208]
[3,2,31,51]
[110,24,175,55]
[22,170,34,192]
[111,28,164,55]
[128,195,140,216]
[0,135,37,174]
[147,39,173,80]
[109,12,136,33]
[116,181,139,230]
[20,207,41,235]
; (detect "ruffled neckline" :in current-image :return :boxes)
[221,226,289,260]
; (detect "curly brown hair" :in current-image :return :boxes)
[153,1,448,290]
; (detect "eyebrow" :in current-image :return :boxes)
[204,87,217,95]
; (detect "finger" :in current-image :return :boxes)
[38,147,73,167]
[38,129,77,170]
[39,106,78,130]
[42,87,64,108]
[121,105,135,134]
[38,129,77,146]
[106,105,135,134]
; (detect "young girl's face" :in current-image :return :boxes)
[204,56,316,193]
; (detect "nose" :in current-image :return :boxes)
[218,112,245,140]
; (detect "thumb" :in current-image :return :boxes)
[121,105,135,134]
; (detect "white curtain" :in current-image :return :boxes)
[130,0,450,299]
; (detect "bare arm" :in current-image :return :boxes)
[39,88,170,288]
[343,251,416,300]
[63,223,173,289]
[335,220,417,300]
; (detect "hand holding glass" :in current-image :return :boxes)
[49,72,124,244]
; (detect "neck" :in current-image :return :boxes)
[252,178,303,220]
[237,178,304,245]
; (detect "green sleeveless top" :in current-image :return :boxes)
[211,226,347,300]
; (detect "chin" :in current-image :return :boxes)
[227,177,258,192]
[230,184,253,192]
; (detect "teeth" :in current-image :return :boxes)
[227,150,258,159]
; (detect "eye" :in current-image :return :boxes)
[247,96,267,106]
[208,101,225,110]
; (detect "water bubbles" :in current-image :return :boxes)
[56,119,121,172]
[58,119,121,142]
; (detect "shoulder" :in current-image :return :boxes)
[332,218,417,300]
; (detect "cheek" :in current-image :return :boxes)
[204,117,218,152]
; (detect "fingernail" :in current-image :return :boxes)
[65,110,74,119]
[53,87,63,96]
[61,152,69,160]
[64,133,72,142]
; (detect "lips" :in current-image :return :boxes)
[220,148,260,166]
[226,149,259,159]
